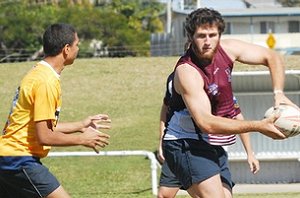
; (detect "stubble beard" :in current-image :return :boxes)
[192,43,217,65]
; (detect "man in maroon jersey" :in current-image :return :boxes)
[162,8,295,198]
[157,73,259,198]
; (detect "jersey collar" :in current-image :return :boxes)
[39,60,60,79]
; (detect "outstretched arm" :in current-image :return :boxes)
[36,115,111,153]
[55,114,111,133]
[221,39,295,107]
[157,103,168,163]
[174,64,286,139]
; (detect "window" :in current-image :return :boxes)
[184,0,195,10]
[260,21,275,33]
[224,22,231,34]
[183,22,186,37]
[288,21,300,33]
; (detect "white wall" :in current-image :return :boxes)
[222,33,300,51]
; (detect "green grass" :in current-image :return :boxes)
[1,56,300,197]
[236,193,300,198]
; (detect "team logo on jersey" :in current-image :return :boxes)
[54,107,61,127]
[208,83,219,96]
[2,87,20,135]
[233,96,240,109]
[225,67,232,82]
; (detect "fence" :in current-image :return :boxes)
[150,33,186,56]
[228,70,300,183]
[229,70,300,154]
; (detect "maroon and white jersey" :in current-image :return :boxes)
[164,45,241,146]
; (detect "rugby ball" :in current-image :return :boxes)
[264,104,300,137]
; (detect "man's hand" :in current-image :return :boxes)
[259,113,286,139]
[80,126,110,153]
[81,114,111,131]
[247,154,260,174]
[274,92,299,109]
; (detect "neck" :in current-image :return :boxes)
[43,56,65,74]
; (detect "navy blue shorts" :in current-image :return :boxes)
[0,162,60,198]
[163,138,234,190]
[159,161,183,188]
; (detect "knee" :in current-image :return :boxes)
[157,188,177,198]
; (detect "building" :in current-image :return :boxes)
[151,0,300,56]
[153,0,300,184]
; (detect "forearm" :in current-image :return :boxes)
[55,121,84,133]
[159,121,165,141]
[159,103,168,139]
[267,51,285,91]
[41,131,83,146]
[203,115,261,135]
[186,98,261,135]
[36,120,109,153]
[239,133,254,155]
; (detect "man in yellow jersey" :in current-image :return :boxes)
[0,23,111,198]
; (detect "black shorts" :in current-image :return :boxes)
[0,162,60,198]
[163,138,234,190]
[159,161,183,188]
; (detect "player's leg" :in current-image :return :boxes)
[222,183,233,198]
[158,161,181,198]
[46,185,71,198]
[163,139,227,198]
[0,163,61,198]
[219,147,234,198]
[187,174,225,198]
[22,163,63,198]
[158,186,180,198]
[0,175,23,198]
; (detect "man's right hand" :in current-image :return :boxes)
[259,113,286,139]
[81,126,110,153]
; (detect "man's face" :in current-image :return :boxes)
[191,24,220,61]
[65,33,80,65]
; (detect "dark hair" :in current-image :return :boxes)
[43,23,76,57]
[185,8,225,40]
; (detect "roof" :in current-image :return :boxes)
[173,7,300,17]
[245,0,282,8]
[198,0,247,10]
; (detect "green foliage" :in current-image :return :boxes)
[0,0,164,58]
[277,0,300,7]
[0,1,45,49]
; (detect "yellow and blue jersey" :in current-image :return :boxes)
[0,61,61,169]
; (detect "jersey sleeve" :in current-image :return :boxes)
[34,81,59,123]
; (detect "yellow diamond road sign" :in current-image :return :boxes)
[267,33,276,49]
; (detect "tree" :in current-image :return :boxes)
[96,0,164,56]
[0,1,59,61]
[277,0,300,7]
[0,0,164,61]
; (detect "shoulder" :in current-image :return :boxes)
[220,39,245,55]
[175,63,201,76]
[220,39,263,61]
[175,63,204,87]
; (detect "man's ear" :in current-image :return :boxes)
[62,44,70,56]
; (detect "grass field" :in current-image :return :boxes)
[1,56,300,197]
